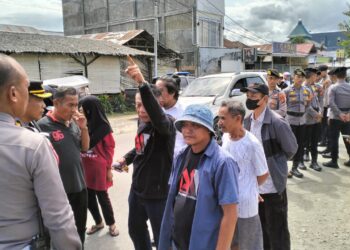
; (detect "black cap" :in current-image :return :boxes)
[241,83,269,96]
[304,68,318,74]
[28,81,52,99]
[328,68,336,75]
[294,68,306,77]
[267,69,280,78]
[333,67,348,77]
[318,65,328,72]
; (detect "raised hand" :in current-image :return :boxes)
[125,55,145,84]
[73,110,87,129]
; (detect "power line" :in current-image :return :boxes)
[202,0,271,44]
[165,0,265,45]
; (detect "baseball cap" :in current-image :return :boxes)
[28,81,52,99]
[175,104,214,134]
[240,83,269,96]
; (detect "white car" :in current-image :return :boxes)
[43,75,90,99]
[179,72,267,143]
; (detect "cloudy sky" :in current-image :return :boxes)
[0,0,348,44]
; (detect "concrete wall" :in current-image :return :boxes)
[62,0,224,73]
[198,47,243,76]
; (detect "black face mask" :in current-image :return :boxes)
[246,98,260,110]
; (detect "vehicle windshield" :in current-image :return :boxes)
[181,77,231,97]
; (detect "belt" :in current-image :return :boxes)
[287,111,304,117]
[339,108,350,112]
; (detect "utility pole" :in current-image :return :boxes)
[154,0,158,77]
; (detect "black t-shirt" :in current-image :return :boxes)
[172,149,204,250]
[37,115,86,194]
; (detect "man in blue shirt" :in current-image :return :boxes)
[159,104,239,250]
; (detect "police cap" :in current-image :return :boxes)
[328,68,336,75]
[333,67,348,77]
[267,69,280,78]
[318,65,328,72]
[304,68,318,74]
[294,68,306,77]
[28,81,52,99]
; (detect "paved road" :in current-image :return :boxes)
[85,115,350,250]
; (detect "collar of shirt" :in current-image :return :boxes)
[250,107,267,124]
[337,80,347,85]
[0,112,16,125]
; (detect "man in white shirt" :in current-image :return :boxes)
[219,100,269,250]
[155,76,186,156]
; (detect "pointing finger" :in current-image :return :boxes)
[127,55,135,66]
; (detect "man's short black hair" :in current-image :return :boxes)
[53,87,78,100]
[136,84,161,98]
[157,75,180,100]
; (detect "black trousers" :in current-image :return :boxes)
[67,188,88,245]
[259,190,290,250]
[128,189,166,250]
[320,107,329,144]
[305,123,322,162]
[87,188,115,226]
[329,119,350,162]
[290,125,305,166]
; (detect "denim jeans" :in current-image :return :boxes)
[128,190,166,250]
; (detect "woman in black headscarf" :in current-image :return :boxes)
[79,95,119,237]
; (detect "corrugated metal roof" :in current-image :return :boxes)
[72,30,144,45]
[224,38,249,49]
[296,43,316,54]
[0,31,153,56]
[310,31,347,51]
[0,24,41,34]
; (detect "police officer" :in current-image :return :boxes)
[323,67,350,168]
[277,73,289,89]
[284,68,311,178]
[318,65,330,86]
[267,69,287,117]
[320,68,337,155]
[303,68,322,171]
[20,80,52,132]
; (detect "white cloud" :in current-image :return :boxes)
[0,0,63,31]
[225,0,349,45]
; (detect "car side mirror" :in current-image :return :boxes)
[230,89,242,96]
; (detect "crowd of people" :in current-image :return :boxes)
[0,52,350,250]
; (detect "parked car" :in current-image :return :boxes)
[179,72,267,143]
[43,75,90,99]
[165,72,196,91]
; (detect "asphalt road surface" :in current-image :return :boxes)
[85,116,350,250]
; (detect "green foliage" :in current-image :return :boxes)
[97,94,133,114]
[98,95,113,114]
[339,3,350,57]
[290,36,306,44]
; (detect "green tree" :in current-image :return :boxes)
[290,36,306,44]
[339,3,350,57]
